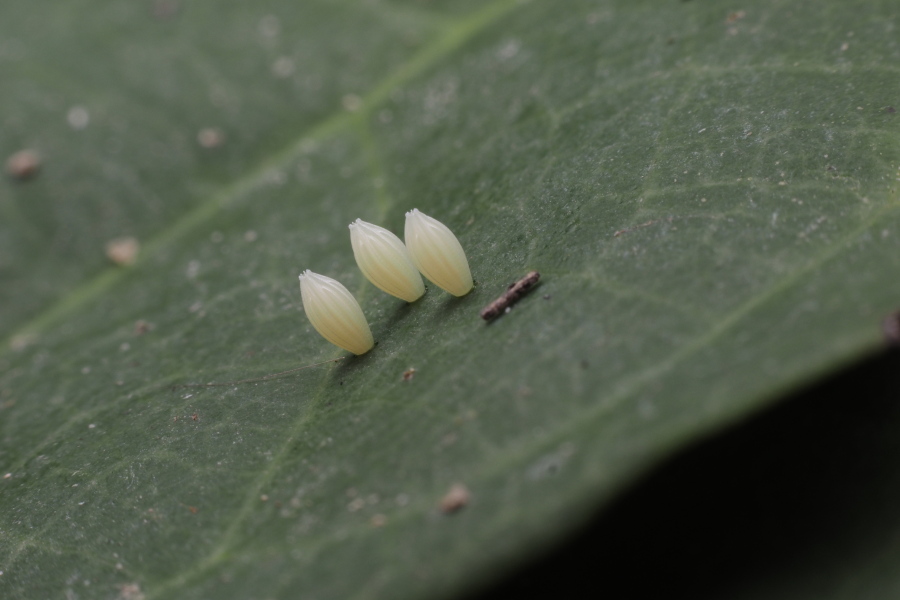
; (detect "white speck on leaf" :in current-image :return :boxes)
[497,39,521,60]
[67,106,90,129]
[342,94,363,112]
[258,14,280,38]
[272,56,294,78]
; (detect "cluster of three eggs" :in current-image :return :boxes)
[299,209,473,355]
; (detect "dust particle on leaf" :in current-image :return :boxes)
[105,237,140,266]
[67,106,90,130]
[271,56,295,78]
[151,0,179,19]
[133,320,153,335]
[197,128,225,148]
[439,483,470,514]
[6,150,40,180]
[342,94,363,112]
[9,332,38,351]
[370,514,387,527]
[258,14,280,38]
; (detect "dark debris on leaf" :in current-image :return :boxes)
[882,310,900,346]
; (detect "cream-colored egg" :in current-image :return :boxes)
[404,209,473,296]
[299,270,374,355]
[349,219,425,302]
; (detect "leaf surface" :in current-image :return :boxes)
[1,1,899,598]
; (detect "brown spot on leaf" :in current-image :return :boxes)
[105,237,140,266]
[6,150,40,180]
[197,127,225,148]
[439,483,471,514]
[117,583,145,600]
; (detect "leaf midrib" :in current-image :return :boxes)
[0,0,526,359]
[146,185,899,599]
[6,0,899,595]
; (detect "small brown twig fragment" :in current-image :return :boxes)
[439,483,470,514]
[480,271,541,320]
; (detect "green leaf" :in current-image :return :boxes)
[471,351,900,600]
[1,1,899,599]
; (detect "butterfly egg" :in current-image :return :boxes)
[298,270,374,355]
[349,219,425,302]
[404,209,473,297]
